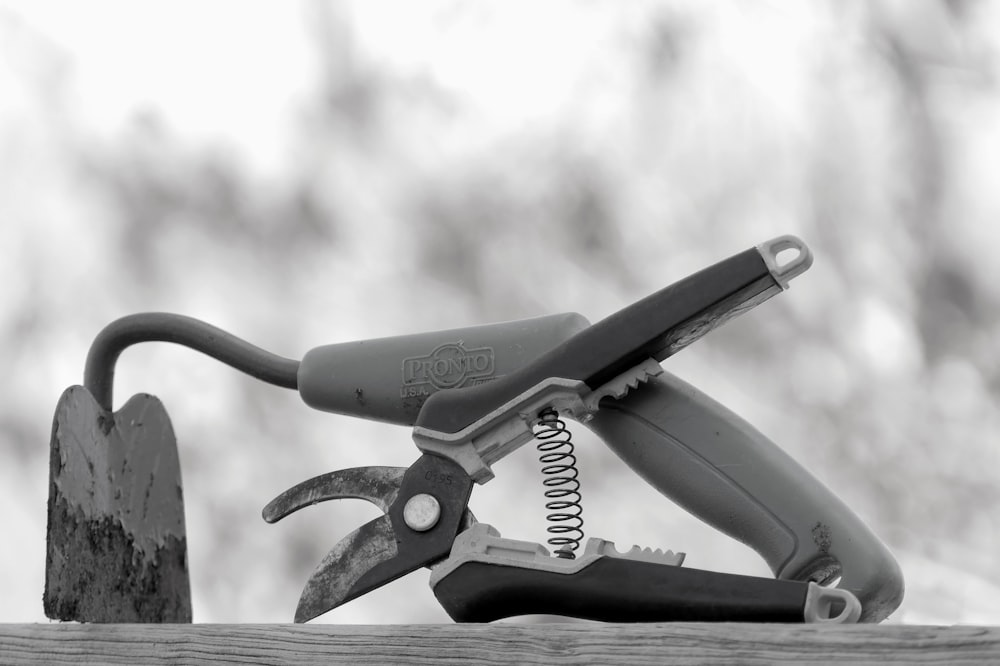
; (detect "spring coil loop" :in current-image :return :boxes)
[534,409,584,559]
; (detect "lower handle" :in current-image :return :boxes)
[433,559,830,623]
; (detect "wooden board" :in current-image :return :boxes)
[2,623,998,665]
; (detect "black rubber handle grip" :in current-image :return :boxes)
[416,247,781,434]
[432,558,809,623]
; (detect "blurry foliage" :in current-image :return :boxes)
[2,0,1000,623]
[80,114,337,287]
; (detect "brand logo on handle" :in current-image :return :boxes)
[402,342,495,391]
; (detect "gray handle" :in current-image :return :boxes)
[299,313,590,426]
[585,372,903,623]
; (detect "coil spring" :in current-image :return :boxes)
[534,409,584,559]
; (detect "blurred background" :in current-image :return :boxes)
[2,0,1000,624]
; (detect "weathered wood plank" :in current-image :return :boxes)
[2,624,998,665]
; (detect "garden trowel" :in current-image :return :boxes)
[44,385,191,622]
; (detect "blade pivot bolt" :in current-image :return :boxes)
[403,493,441,532]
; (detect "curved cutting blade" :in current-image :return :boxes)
[294,514,399,623]
[294,509,479,623]
[291,455,476,623]
[263,467,406,523]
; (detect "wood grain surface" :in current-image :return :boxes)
[2,623,998,665]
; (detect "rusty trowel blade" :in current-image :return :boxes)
[44,385,191,623]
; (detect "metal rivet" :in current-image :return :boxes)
[403,493,441,532]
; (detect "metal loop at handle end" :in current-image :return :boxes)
[803,582,862,624]
[757,235,814,289]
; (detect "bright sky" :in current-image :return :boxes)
[1,1,819,171]
[2,1,316,170]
